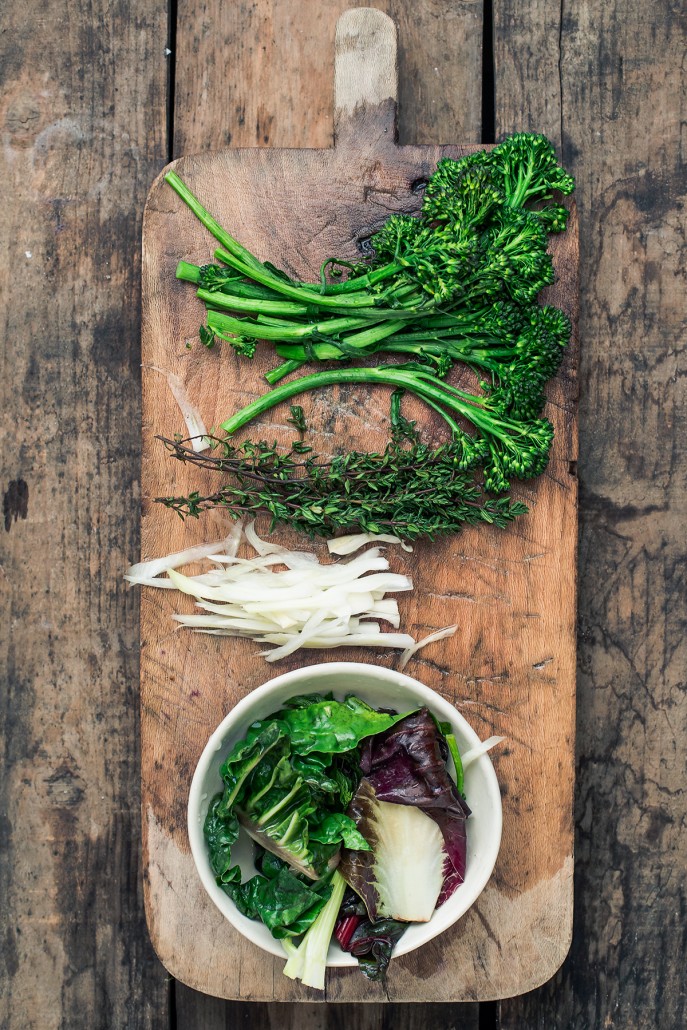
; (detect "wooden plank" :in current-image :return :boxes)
[176,992,483,1029]
[142,6,578,1008]
[173,0,484,1014]
[493,1,687,1028]
[0,2,171,1028]
[172,0,483,153]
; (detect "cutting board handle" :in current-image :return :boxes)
[334,8,397,146]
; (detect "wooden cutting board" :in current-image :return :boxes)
[140,7,578,1003]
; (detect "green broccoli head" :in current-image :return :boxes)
[370,214,424,263]
[486,376,548,421]
[423,161,504,231]
[490,132,575,209]
[199,263,245,292]
[481,212,555,305]
[518,305,571,376]
[482,416,554,492]
[421,152,491,222]
[477,299,531,343]
[229,335,258,358]
[533,203,570,234]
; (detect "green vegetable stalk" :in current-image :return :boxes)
[162,133,575,538]
[216,364,554,494]
[282,870,347,990]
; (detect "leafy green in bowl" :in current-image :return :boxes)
[188,662,502,988]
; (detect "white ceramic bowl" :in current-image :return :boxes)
[188,662,502,965]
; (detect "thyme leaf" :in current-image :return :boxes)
[156,436,528,542]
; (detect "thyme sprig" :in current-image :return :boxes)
[156,436,528,541]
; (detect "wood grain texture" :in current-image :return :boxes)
[141,8,578,1005]
[0,1,171,1028]
[172,0,483,153]
[176,993,483,1029]
[493,1,687,1028]
[172,2,484,1018]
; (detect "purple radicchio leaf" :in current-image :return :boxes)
[340,708,471,918]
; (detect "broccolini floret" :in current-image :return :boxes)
[164,132,575,508]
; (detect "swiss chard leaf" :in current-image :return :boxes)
[290,753,341,797]
[270,890,333,939]
[348,918,408,982]
[204,794,240,882]
[310,813,371,851]
[329,747,364,808]
[219,721,286,812]
[339,780,447,921]
[255,847,289,881]
[226,866,333,938]
[280,692,334,710]
[277,696,415,756]
[340,708,471,917]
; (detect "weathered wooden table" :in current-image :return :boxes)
[1,2,685,1028]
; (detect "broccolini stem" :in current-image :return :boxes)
[208,309,388,343]
[178,260,290,302]
[265,359,304,384]
[199,286,418,321]
[211,245,401,311]
[218,367,475,437]
[198,288,316,319]
[165,173,400,312]
[165,171,266,275]
[175,260,201,283]
[312,260,402,295]
[273,317,410,363]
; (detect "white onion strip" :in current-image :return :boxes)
[461,736,506,770]
[126,524,421,662]
[146,365,210,452]
[327,533,413,555]
[398,624,458,671]
[124,528,242,583]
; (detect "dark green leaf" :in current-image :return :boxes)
[310,813,371,851]
[219,722,286,812]
[277,696,415,756]
[225,867,332,938]
[203,794,240,880]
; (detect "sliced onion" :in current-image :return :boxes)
[223,519,244,558]
[398,624,458,672]
[261,611,335,662]
[127,525,427,662]
[146,364,209,452]
[256,631,417,652]
[327,533,413,555]
[244,520,290,556]
[124,531,240,583]
[461,736,506,770]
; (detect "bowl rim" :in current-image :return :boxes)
[187,660,503,966]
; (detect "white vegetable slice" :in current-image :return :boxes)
[397,624,458,671]
[256,632,416,652]
[223,519,244,558]
[124,531,240,583]
[125,528,421,661]
[327,533,414,555]
[262,612,337,662]
[244,520,289,556]
[146,364,210,452]
[461,736,506,770]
